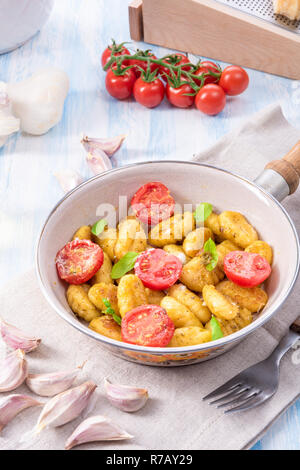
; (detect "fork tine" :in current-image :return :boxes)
[203,377,242,401]
[209,385,248,405]
[217,389,256,409]
[225,392,267,414]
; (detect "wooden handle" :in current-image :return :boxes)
[129,0,144,41]
[266,140,300,194]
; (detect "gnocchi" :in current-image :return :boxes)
[66,284,100,322]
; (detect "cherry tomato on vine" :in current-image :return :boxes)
[121,305,175,347]
[195,84,226,115]
[101,42,130,68]
[129,53,159,77]
[131,181,175,225]
[166,82,195,108]
[135,248,182,290]
[133,77,165,108]
[219,65,249,96]
[160,53,191,82]
[223,251,271,288]
[105,66,136,100]
[55,239,104,285]
[194,61,221,87]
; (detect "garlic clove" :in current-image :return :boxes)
[35,381,97,433]
[65,415,133,450]
[81,134,126,157]
[104,378,148,412]
[7,68,69,135]
[54,170,83,193]
[0,92,9,108]
[26,363,85,397]
[0,318,41,353]
[86,150,112,176]
[0,394,42,433]
[0,349,28,393]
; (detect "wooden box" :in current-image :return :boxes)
[129,0,300,79]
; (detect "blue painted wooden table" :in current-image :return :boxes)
[0,0,300,450]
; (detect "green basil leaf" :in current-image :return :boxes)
[102,298,122,325]
[204,238,218,271]
[194,203,212,224]
[91,219,108,237]
[210,316,223,341]
[111,252,139,279]
[102,298,111,308]
[113,313,122,325]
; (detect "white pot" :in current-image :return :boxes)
[0,0,54,54]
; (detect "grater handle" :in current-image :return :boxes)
[265,140,300,195]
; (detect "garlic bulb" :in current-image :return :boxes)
[0,350,28,392]
[0,82,20,148]
[65,415,133,450]
[0,318,41,353]
[26,364,84,397]
[54,170,83,193]
[0,394,41,433]
[81,134,126,157]
[86,150,112,175]
[35,381,97,433]
[7,68,69,135]
[104,378,148,412]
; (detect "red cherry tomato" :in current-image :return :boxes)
[134,248,182,290]
[194,61,221,87]
[129,53,159,77]
[224,251,271,288]
[121,305,175,347]
[195,84,226,115]
[55,239,104,285]
[166,83,195,108]
[219,65,249,96]
[105,66,136,100]
[160,53,191,82]
[131,182,175,225]
[101,43,130,69]
[133,77,165,108]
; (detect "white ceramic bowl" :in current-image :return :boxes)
[0,0,54,54]
[36,161,299,366]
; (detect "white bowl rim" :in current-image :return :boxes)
[35,160,300,354]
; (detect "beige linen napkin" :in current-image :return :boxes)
[0,104,300,451]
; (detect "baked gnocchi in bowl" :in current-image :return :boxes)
[55,181,272,349]
[36,161,299,366]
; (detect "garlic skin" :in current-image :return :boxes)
[104,378,148,412]
[81,134,126,157]
[35,381,97,433]
[0,350,28,393]
[0,319,41,353]
[54,170,83,193]
[26,364,84,397]
[0,394,41,433]
[86,150,112,175]
[7,68,69,135]
[65,415,133,450]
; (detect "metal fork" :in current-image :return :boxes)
[203,317,300,414]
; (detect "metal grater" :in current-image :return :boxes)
[214,0,300,34]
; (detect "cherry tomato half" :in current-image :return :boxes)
[195,84,226,115]
[219,65,249,96]
[105,66,136,100]
[129,53,159,77]
[166,83,195,108]
[194,61,221,87]
[223,251,271,288]
[55,239,104,285]
[160,53,191,82]
[133,77,165,108]
[131,182,175,225]
[135,248,182,290]
[101,43,130,69]
[121,304,175,347]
